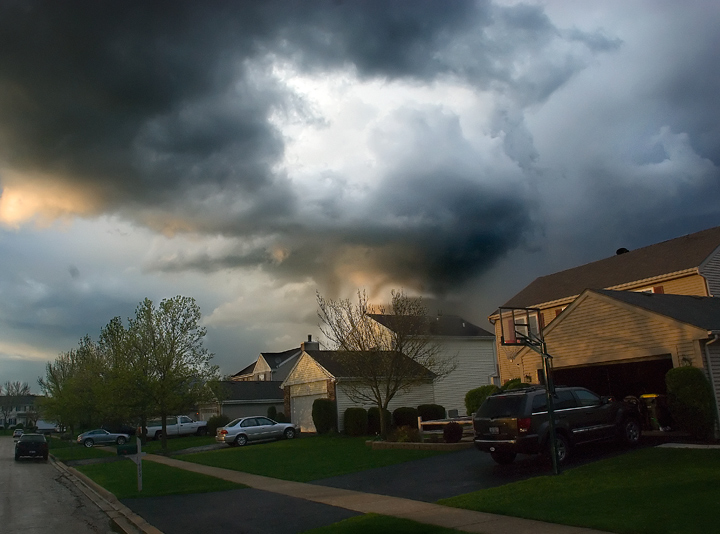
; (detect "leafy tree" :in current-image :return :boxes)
[317,289,454,437]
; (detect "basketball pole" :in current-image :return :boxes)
[541,341,560,475]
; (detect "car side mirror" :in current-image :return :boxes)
[600,396,610,405]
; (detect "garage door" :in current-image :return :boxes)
[291,394,325,433]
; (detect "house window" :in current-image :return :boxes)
[635,285,664,294]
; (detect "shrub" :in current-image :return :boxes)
[666,366,716,439]
[344,408,368,436]
[502,378,530,391]
[267,406,277,420]
[207,414,231,436]
[418,404,446,421]
[443,421,463,443]
[367,407,392,435]
[14,423,24,430]
[312,398,337,434]
[387,425,422,443]
[392,407,419,429]
[465,384,501,415]
[274,412,288,423]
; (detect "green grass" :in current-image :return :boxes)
[140,435,216,454]
[51,443,116,461]
[440,448,720,534]
[76,458,247,499]
[301,514,461,533]
[183,435,447,482]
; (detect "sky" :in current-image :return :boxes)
[1,1,719,392]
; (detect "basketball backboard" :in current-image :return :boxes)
[498,307,543,347]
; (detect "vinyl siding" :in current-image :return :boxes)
[658,274,709,296]
[335,382,435,432]
[283,353,331,387]
[495,320,524,384]
[432,338,497,416]
[517,293,707,376]
[700,249,720,297]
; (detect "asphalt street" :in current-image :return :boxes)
[0,436,115,534]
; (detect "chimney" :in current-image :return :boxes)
[301,334,320,352]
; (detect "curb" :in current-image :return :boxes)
[50,455,163,534]
[366,440,473,451]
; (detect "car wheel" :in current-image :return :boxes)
[43,454,48,461]
[622,418,641,446]
[14,454,19,461]
[283,428,296,440]
[235,434,248,447]
[490,451,516,465]
[84,438,94,448]
[196,427,208,436]
[116,436,126,445]
[155,431,163,441]
[552,434,570,464]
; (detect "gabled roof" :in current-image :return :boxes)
[232,362,256,378]
[212,381,284,402]
[502,226,720,309]
[369,314,493,337]
[304,350,435,380]
[260,348,302,369]
[596,289,720,331]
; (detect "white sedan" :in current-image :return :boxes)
[215,416,298,447]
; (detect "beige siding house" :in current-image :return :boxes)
[492,226,720,385]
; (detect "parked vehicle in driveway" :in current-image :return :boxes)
[473,386,642,465]
[15,433,49,461]
[216,416,298,447]
[12,429,23,440]
[142,415,208,440]
[77,429,130,447]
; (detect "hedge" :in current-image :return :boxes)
[344,408,368,436]
[368,407,392,435]
[207,414,230,436]
[418,404,446,421]
[312,398,337,434]
[666,366,716,439]
[393,407,419,429]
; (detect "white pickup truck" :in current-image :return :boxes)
[144,416,208,440]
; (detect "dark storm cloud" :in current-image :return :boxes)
[0,0,621,293]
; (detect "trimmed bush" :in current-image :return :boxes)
[367,407,392,435]
[465,384,501,415]
[312,398,337,434]
[443,421,463,443]
[344,408,368,436]
[275,412,288,423]
[207,414,231,436]
[267,406,277,420]
[666,366,716,439]
[418,404,446,421]
[502,378,530,391]
[392,407,419,429]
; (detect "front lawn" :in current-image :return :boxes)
[140,435,216,454]
[51,443,116,462]
[76,459,247,499]
[440,447,720,534]
[301,514,461,534]
[183,435,447,482]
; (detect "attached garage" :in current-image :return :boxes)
[291,393,325,433]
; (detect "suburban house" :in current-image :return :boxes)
[280,315,497,432]
[0,394,41,428]
[231,346,302,382]
[490,225,720,419]
[197,381,285,421]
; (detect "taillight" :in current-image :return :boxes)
[517,417,532,433]
[220,429,228,435]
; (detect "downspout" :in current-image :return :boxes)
[704,331,720,439]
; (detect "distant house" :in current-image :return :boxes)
[368,314,497,415]
[493,226,720,385]
[0,395,41,428]
[231,347,302,382]
[198,381,285,421]
[280,338,435,433]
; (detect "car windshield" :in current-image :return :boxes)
[477,395,525,418]
[19,434,46,442]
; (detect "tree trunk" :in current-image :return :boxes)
[160,413,168,452]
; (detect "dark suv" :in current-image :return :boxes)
[473,386,642,465]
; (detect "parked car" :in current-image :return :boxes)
[77,429,130,447]
[473,386,642,465]
[142,415,208,440]
[12,429,23,440]
[15,433,49,461]
[216,416,298,447]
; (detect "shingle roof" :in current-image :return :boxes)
[304,350,435,380]
[212,381,284,402]
[503,226,720,309]
[369,314,493,337]
[596,289,720,331]
[260,348,302,369]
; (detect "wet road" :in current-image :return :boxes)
[0,436,115,534]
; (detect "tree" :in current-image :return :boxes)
[132,296,219,450]
[0,381,31,427]
[317,289,455,437]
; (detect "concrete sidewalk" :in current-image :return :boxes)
[144,453,611,534]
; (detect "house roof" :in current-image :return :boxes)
[502,225,720,309]
[231,347,301,378]
[304,350,435,380]
[369,314,493,337]
[596,289,720,331]
[212,381,284,402]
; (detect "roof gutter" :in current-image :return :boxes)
[704,331,720,439]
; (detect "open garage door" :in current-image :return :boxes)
[551,355,674,399]
[291,394,325,432]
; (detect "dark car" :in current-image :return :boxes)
[473,386,642,465]
[15,433,49,461]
